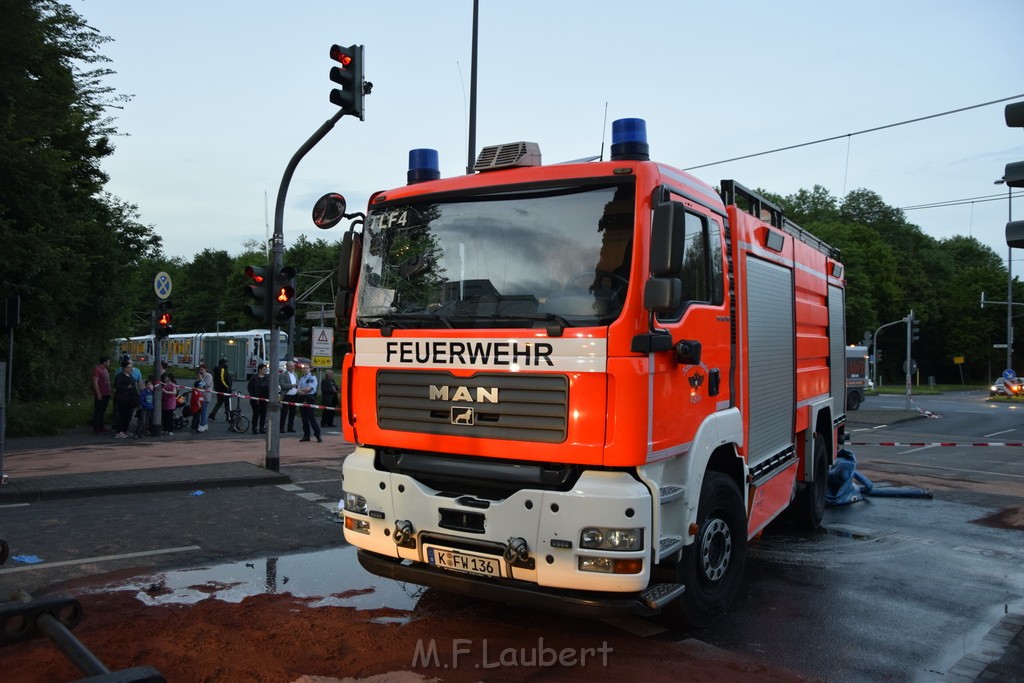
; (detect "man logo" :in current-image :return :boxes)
[451,407,475,426]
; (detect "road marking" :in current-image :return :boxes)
[0,503,30,509]
[0,545,201,575]
[984,429,1016,437]
[872,460,1024,480]
[899,444,939,455]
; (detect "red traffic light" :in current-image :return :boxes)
[245,265,266,283]
[330,44,353,66]
[157,312,172,326]
[329,43,366,119]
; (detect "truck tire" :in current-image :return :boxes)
[663,471,747,627]
[847,391,861,411]
[789,433,827,530]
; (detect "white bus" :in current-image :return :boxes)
[114,329,288,381]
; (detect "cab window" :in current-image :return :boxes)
[656,210,724,321]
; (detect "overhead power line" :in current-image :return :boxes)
[684,93,1024,171]
[901,191,1018,212]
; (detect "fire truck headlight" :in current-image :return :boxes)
[579,527,643,551]
[343,491,367,515]
[344,516,371,534]
[578,557,643,574]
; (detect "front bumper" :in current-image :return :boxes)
[357,549,673,619]
[342,446,654,594]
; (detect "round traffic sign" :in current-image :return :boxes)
[154,271,173,300]
[1003,368,1016,381]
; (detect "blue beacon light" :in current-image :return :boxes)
[408,148,440,184]
[610,118,650,161]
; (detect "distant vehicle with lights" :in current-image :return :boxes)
[845,345,870,410]
[326,118,848,626]
[990,377,1023,397]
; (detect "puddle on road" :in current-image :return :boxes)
[88,545,423,618]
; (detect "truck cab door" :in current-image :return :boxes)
[643,198,730,457]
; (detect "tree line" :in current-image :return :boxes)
[1,0,1017,401]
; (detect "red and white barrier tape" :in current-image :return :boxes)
[848,441,1024,447]
[162,385,336,412]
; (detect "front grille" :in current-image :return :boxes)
[377,371,568,443]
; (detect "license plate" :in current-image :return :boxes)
[425,545,503,578]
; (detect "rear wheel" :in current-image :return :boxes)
[847,392,861,411]
[789,433,828,530]
[662,471,747,627]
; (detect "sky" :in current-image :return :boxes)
[70,0,1024,265]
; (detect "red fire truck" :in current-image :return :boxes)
[334,119,847,625]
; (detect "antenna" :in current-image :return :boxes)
[599,102,609,161]
[264,191,270,258]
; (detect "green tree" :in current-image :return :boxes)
[0,1,161,398]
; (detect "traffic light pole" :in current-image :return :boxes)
[151,308,162,432]
[266,108,346,472]
[905,311,914,411]
[872,317,905,390]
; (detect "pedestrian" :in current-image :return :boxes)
[123,354,143,430]
[320,371,339,427]
[247,363,270,434]
[197,364,213,431]
[296,363,322,443]
[279,360,298,433]
[91,355,112,435]
[190,380,206,433]
[136,376,155,437]
[209,358,233,423]
[112,358,139,439]
[122,354,143,387]
[162,373,178,435]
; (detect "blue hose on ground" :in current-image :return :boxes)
[826,449,933,506]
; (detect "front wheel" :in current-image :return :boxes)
[233,415,250,433]
[662,472,747,627]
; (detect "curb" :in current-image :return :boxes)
[0,462,290,504]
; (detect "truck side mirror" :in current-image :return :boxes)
[650,199,686,275]
[643,276,682,314]
[336,232,362,319]
[313,192,348,229]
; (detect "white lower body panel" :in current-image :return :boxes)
[342,446,653,593]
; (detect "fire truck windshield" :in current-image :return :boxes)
[357,183,635,329]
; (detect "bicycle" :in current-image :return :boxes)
[226,394,249,433]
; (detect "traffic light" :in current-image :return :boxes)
[296,325,310,353]
[329,44,366,120]
[911,317,920,342]
[156,300,174,338]
[270,265,297,324]
[1004,101,1024,246]
[243,264,270,324]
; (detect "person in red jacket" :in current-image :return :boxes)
[190,380,206,434]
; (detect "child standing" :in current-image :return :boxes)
[190,380,206,434]
[162,374,178,435]
[136,377,155,437]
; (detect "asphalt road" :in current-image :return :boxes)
[1,392,1021,681]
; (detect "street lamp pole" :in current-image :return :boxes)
[997,178,1014,372]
